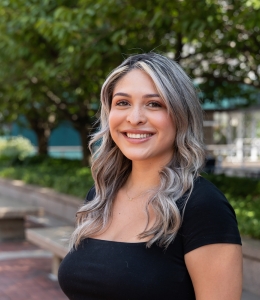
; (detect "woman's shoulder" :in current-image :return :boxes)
[85,186,96,203]
[176,176,228,215]
[186,176,228,208]
[180,176,241,254]
[183,175,236,220]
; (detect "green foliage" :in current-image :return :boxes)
[1,1,259,121]
[0,0,259,163]
[203,174,260,198]
[229,195,260,241]
[0,136,34,160]
[0,156,93,198]
[203,174,260,240]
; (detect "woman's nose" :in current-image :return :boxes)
[126,105,146,125]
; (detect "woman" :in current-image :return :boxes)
[58,53,242,300]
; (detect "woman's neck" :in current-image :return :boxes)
[126,161,162,192]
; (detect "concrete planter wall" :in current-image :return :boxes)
[0,178,82,224]
[0,178,259,295]
[242,237,260,296]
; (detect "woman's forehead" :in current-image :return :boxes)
[112,69,159,96]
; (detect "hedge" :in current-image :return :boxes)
[0,156,94,199]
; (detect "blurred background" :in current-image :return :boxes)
[0,0,260,217]
[0,1,260,299]
[0,0,259,165]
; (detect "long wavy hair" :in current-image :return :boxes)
[70,53,205,249]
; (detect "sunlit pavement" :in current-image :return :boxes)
[242,290,260,300]
[0,240,67,300]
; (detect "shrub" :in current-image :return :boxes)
[203,174,260,239]
[228,194,260,240]
[0,136,34,160]
[0,156,93,199]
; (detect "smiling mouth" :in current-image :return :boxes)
[125,133,153,139]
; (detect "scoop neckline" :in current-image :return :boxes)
[86,237,147,245]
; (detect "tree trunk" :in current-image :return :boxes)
[26,116,51,156]
[35,128,50,155]
[78,126,91,166]
[175,32,183,63]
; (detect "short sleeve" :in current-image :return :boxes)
[180,177,242,254]
[84,186,96,203]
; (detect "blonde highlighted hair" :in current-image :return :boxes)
[70,53,205,249]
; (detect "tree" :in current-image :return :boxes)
[0,58,60,155]
[178,0,260,104]
[0,0,259,164]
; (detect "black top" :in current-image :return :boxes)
[58,177,241,300]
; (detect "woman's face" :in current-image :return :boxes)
[109,69,176,165]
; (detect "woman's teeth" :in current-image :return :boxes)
[126,133,152,139]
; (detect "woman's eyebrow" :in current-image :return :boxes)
[113,92,130,98]
[142,94,161,98]
[113,92,161,98]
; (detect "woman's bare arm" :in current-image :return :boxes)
[185,243,243,300]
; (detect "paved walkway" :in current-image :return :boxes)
[243,290,260,300]
[0,240,67,300]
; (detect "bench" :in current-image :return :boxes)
[26,226,74,277]
[0,196,42,241]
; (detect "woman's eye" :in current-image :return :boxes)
[147,101,162,107]
[116,100,129,106]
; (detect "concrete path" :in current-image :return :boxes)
[0,240,67,300]
[242,290,260,300]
